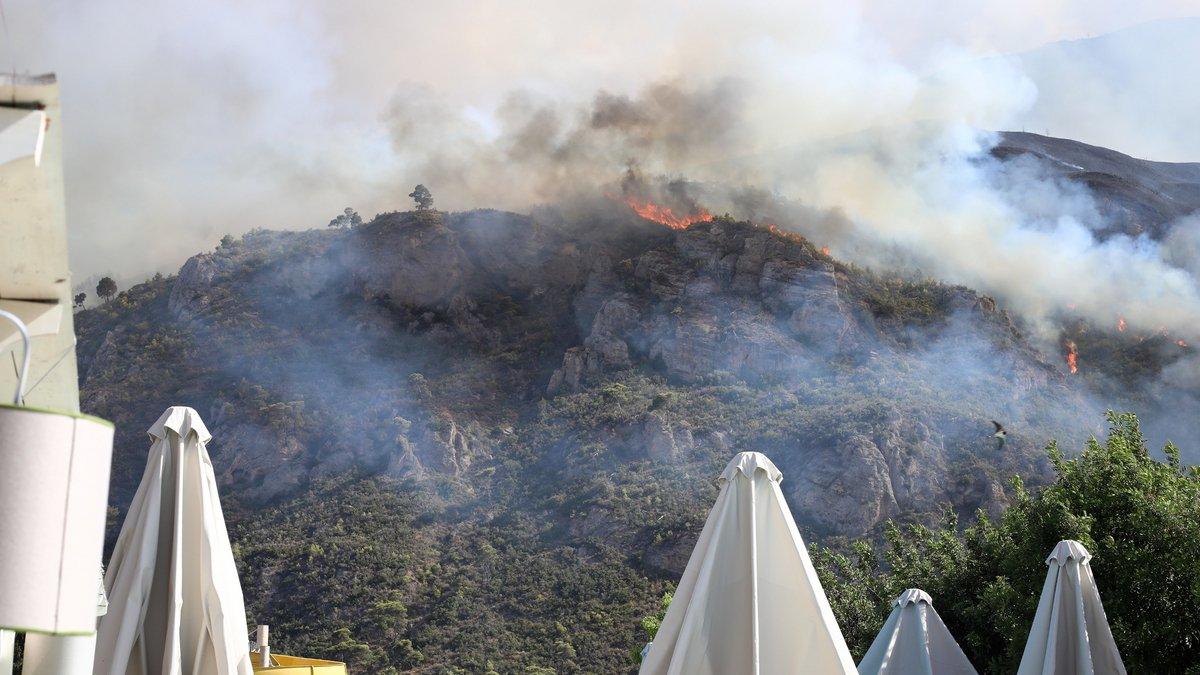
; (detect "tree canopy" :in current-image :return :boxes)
[328,207,363,229]
[96,276,118,303]
[409,184,433,211]
[815,411,1200,674]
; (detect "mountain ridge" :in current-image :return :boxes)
[75,134,1191,668]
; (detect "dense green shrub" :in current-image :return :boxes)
[816,411,1200,674]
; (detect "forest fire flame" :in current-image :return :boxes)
[1117,317,1127,332]
[1064,340,1079,374]
[622,196,713,230]
[761,223,808,244]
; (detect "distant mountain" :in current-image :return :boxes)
[1005,17,1200,163]
[992,130,1200,239]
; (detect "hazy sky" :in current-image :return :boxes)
[4,0,1199,282]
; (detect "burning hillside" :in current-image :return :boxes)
[612,169,715,230]
[73,196,1200,671]
[620,195,713,230]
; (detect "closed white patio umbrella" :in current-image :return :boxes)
[1017,540,1126,675]
[858,589,977,675]
[640,452,857,675]
[93,407,253,675]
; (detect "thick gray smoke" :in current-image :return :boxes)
[381,79,1200,347]
[383,79,747,209]
[9,1,1200,344]
[6,1,1196,277]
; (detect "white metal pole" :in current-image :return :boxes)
[21,569,107,675]
[258,624,270,667]
[0,630,14,675]
[21,634,97,675]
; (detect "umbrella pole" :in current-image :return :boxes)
[0,629,13,675]
[258,625,270,667]
[0,311,29,674]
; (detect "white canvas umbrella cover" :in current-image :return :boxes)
[1017,540,1126,675]
[93,407,253,675]
[640,452,857,675]
[857,589,978,675]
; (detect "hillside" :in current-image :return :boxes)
[78,206,1104,671]
[993,131,1200,240]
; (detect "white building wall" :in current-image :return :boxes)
[1,73,97,675]
[0,73,80,413]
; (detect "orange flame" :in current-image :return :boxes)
[763,223,806,244]
[622,196,712,230]
[1179,339,1189,348]
[1064,340,1079,374]
[1117,317,1126,332]
[821,246,831,256]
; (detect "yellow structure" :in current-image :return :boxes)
[253,654,348,674]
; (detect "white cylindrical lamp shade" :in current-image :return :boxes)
[0,405,113,635]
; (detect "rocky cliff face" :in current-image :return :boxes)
[550,222,879,390]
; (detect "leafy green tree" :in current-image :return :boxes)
[634,590,673,663]
[96,276,118,303]
[409,184,433,211]
[328,207,363,229]
[816,411,1200,674]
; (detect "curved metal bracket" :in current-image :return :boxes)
[0,309,30,405]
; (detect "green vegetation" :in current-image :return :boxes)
[816,411,1200,674]
[233,477,664,673]
[855,275,957,327]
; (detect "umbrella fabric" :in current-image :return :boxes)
[640,452,857,675]
[1017,540,1126,675]
[93,407,253,675]
[858,589,978,675]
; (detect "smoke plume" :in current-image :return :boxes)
[8,1,1200,345]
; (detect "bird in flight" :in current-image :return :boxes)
[991,420,1007,451]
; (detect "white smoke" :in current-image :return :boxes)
[373,31,1200,342]
[791,130,1200,339]
[8,0,1200,341]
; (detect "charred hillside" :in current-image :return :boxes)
[76,206,1101,671]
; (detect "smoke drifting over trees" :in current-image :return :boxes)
[11,0,1200,445]
[379,75,1200,352]
[9,2,1197,278]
